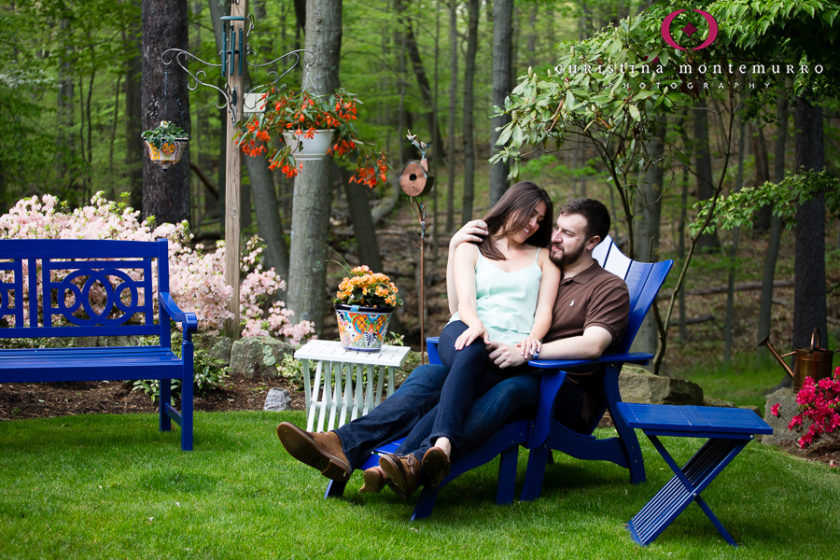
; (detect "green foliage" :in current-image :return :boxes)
[276,352,304,389]
[691,169,840,235]
[131,346,230,403]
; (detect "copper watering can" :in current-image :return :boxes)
[759,327,837,392]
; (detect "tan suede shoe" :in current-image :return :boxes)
[378,453,421,500]
[276,422,352,482]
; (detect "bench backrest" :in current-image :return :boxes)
[0,238,172,343]
[592,235,673,353]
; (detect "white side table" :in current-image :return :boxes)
[293,340,411,432]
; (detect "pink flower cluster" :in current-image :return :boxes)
[0,193,314,344]
[771,367,840,449]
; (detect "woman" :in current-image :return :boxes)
[375,181,560,496]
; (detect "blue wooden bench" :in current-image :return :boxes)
[0,239,197,450]
[619,402,772,546]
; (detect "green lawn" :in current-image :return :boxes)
[1,410,837,559]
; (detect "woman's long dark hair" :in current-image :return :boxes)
[477,181,553,261]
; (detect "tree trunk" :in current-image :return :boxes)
[488,0,513,206]
[751,124,771,230]
[461,0,479,223]
[287,0,342,334]
[758,91,787,357]
[124,2,144,213]
[57,18,75,196]
[631,114,664,356]
[693,99,720,251]
[792,96,827,351]
[445,0,458,232]
[397,3,446,163]
[141,0,190,225]
[725,114,747,365]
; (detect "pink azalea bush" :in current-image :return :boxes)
[0,192,313,344]
[771,366,840,449]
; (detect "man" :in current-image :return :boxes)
[277,198,629,498]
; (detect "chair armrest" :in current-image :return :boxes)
[159,292,198,340]
[528,352,654,370]
[525,352,653,447]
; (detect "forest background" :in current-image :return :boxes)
[1,0,838,380]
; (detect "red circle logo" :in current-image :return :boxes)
[661,9,719,51]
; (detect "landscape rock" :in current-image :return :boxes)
[229,336,294,378]
[193,334,233,364]
[264,388,292,412]
[761,387,799,447]
[619,366,704,405]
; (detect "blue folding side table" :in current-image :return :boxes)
[617,402,773,546]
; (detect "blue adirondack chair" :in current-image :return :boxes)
[415,237,672,518]
[518,239,673,500]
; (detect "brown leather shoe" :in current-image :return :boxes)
[421,446,450,489]
[378,453,421,500]
[276,422,351,482]
[358,467,387,494]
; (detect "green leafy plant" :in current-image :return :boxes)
[141,120,188,149]
[131,347,229,402]
[276,352,304,389]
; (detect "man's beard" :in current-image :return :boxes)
[549,242,584,268]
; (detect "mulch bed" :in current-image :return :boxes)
[0,376,305,421]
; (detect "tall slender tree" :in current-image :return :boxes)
[461,0,479,223]
[141,0,190,224]
[488,0,513,206]
[287,0,342,333]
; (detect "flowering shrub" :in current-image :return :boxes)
[0,193,314,344]
[334,265,403,309]
[771,367,840,449]
[236,87,388,187]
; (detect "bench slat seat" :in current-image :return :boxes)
[0,346,184,382]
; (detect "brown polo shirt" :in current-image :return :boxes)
[545,260,630,426]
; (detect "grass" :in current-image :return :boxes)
[1,410,838,559]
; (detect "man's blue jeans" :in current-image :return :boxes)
[334,363,448,469]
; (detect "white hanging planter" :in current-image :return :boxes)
[282,129,335,161]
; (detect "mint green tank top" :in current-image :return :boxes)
[450,248,542,345]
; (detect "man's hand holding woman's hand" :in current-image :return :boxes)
[485,341,527,369]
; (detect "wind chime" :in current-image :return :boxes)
[399,132,433,363]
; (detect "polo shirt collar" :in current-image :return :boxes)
[561,259,602,285]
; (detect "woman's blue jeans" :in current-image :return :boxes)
[422,320,509,453]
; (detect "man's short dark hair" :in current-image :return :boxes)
[559,198,610,241]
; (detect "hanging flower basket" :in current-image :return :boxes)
[143,139,189,169]
[335,303,393,352]
[282,128,335,161]
[141,121,189,169]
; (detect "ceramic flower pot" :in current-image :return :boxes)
[282,129,335,161]
[144,139,188,169]
[335,303,393,352]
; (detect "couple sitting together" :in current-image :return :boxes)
[277,184,629,499]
